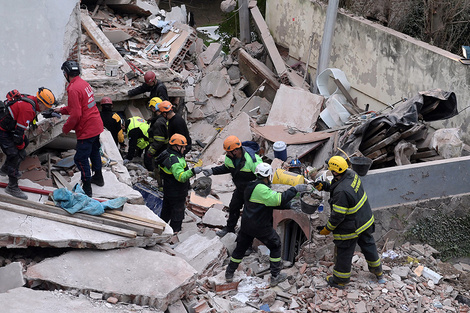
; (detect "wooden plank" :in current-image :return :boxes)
[363,122,385,141]
[106,210,166,228]
[411,150,438,160]
[361,129,386,150]
[0,202,136,238]
[80,10,132,74]
[101,212,164,235]
[333,79,362,113]
[51,171,72,190]
[362,131,402,156]
[365,148,386,160]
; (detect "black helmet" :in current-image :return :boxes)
[61,60,81,76]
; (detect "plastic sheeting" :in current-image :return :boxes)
[52,184,128,216]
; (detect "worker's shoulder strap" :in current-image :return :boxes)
[3,95,36,113]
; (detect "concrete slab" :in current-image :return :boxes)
[0,287,164,313]
[173,233,226,276]
[266,84,323,133]
[201,207,227,227]
[100,129,131,186]
[200,112,253,165]
[25,247,197,311]
[0,262,25,293]
[200,71,231,98]
[0,201,170,249]
[188,120,219,143]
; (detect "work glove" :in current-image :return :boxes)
[123,159,130,165]
[202,168,213,177]
[317,226,331,235]
[314,181,326,191]
[192,167,202,175]
[295,184,311,193]
[42,108,61,118]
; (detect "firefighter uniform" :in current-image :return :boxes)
[322,169,383,285]
[226,179,297,277]
[124,116,150,162]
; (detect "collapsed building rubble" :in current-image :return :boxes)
[1,1,470,313]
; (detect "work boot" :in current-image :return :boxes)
[5,176,28,200]
[82,181,92,197]
[376,274,386,284]
[270,272,287,287]
[225,270,234,283]
[216,227,235,238]
[91,171,104,187]
[326,275,346,289]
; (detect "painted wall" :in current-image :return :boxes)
[266,1,470,142]
[0,0,79,102]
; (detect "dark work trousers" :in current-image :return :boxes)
[227,229,283,277]
[74,135,102,183]
[332,226,382,284]
[160,195,186,232]
[226,188,244,231]
[0,130,22,178]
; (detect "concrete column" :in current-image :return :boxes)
[238,0,250,43]
[314,0,339,93]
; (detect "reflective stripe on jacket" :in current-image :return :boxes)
[127,116,149,149]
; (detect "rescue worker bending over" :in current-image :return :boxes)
[225,162,310,287]
[99,97,124,148]
[127,71,169,101]
[203,135,262,237]
[123,116,152,170]
[0,88,56,199]
[314,156,385,288]
[156,134,202,233]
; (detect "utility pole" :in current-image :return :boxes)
[313,0,339,93]
[239,0,250,43]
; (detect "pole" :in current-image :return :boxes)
[313,0,339,93]
[238,0,250,43]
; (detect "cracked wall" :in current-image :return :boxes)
[266,0,470,143]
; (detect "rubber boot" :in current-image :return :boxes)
[5,176,28,200]
[82,181,93,197]
[91,170,104,187]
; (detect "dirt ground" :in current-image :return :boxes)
[159,0,226,27]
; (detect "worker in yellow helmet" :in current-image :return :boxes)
[314,156,385,288]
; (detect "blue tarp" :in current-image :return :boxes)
[133,183,163,216]
[52,184,128,216]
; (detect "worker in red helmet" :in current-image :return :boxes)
[127,71,169,101]
[0,87,56,199]
[99,97,124,148]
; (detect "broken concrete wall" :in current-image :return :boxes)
[0,0,80,101]
[265,1,470,142]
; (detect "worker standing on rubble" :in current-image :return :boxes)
[146,97,168,177]
[156,134,202,233]
[157,101,192,155]
[127,71,169,101]
[314,156,385,288]
[0,88,56,199]
[123,116,152,170]
[202,135,262,237]
[99,97,124,148]
[56,60,104,197]
[225,162,311,286]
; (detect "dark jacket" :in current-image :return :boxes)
[211,147,262,191]
[323,169,375,241]
[100,107,123,145]
[242,179,297,237]
[148,114,168,157]
[127,81,169,101]
[168,113,192,154]
[157,146,196,197]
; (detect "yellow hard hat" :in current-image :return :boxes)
[149,97,163,109]
[328,156,348,173]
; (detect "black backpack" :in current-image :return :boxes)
[0,90,36,131]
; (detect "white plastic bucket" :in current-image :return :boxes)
[105,59,120,77]
[316,68,350,98]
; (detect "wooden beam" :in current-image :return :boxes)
[102,212,165,234]
[333,79,362,113]
[107,210,166,228]
[80,10,132,74]
[362,131,401,156]
[0,202,136,238]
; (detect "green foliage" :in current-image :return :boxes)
[405,212,470,261]
[216,0,266,54]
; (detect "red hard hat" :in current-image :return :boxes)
[100,97,113,105]
[144,71,156,84]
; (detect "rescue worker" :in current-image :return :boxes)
[123,116,151,169]
[156,134,202,233]
[225,162,310,286]
[99,97,124,147]
[56,60,104,197]
[202,135,262,237]
[157,101,192,155]
[0,88,56,199]
[127,71,169,101]
[314,156,385,288]
[146,97,168,177]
